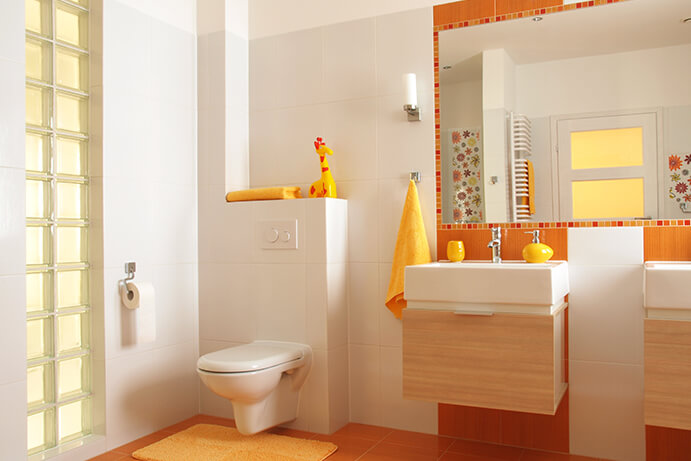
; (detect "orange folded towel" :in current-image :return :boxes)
[385,180,431,319]
[225,187,302,202]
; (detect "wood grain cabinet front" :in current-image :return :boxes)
[402,308,567,415]
[644,318,691,430]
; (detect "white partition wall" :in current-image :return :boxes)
[199,198,349,434]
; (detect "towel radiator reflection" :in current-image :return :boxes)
[509,112,532,222]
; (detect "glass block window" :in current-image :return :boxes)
[25,0,91,455]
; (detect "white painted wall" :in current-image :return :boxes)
[516,43,691,119]
[249,0,455,39]
[247,7,438,433]
[482,49,515,222]
[98,0,199,451]
[0,0,27,458]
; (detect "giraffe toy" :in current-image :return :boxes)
[309,137,337,198]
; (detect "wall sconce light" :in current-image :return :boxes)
[403,73,421,121]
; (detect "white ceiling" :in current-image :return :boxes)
[439,0,691,84]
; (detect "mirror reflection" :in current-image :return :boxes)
[439,0,691,223]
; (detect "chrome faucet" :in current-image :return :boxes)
[488,227,502,263]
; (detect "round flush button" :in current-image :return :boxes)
[280,230,291,242]
[265,228,279,243]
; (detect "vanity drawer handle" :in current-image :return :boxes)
[453,310,494,316]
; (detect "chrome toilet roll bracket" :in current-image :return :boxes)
[118,262,136,300]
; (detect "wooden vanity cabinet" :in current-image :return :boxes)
[402,307,567,415]
[644,318,691,430]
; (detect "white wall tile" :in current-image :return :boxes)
[327,345,350,433]
[249,106,326,187]
[153,263,198,347]
[567,227,644,266]
[197,107,227,188]
[253,263,307,342]
[375,8,434,97]
[205,31,227,111]
[284,348,329,433]
[338,180,380,263]
[305,199,327,264]
[322,19,377,102]
[0,167,25,276]
[0,58,24,169]
[102,91,155,179]
[199,263,256,343]
[274,28,323,109]
[327,263,348,350]
[150,19,196,109]
[305,263,328,350]
[105,341,198,450]
[249,37,278,113]
[376,91,436,181]
[569,360,645,461]
[151,183,197,265]
[224,31,250,191]
[325,198,348,264]
[569,265,644,365]
[103,2,151,97]
[348,344,382,425]
[380,346,437,434]
[199,188,254,264]
[348,263,380,345]
[0,380,26,460]
[0,275,25,385]
[151,103,197,186]
[0,0,23,64]
[322,98,378,181]
[102,178,155,269]
[252,199,307,264]
[115,0,196,35]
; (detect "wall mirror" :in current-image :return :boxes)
[438,0,691,224]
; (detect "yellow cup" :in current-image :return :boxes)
[447,240,465,262]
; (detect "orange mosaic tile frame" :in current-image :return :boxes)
[430,0,689,231]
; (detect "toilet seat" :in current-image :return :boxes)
[197,341,304,373]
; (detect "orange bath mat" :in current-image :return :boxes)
[132,424,337,461]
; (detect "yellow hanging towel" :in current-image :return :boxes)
[385,180,431,319]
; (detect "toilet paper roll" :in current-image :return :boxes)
[120,281,157,344]
[120,281,140,310]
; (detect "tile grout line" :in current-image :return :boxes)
[352,428,394,460]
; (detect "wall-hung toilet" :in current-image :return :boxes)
[197,340,313,435]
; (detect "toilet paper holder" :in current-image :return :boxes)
[119,262,136,299]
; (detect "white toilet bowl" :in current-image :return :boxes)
[197,340,312,435]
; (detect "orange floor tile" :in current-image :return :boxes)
[87,414,607,461]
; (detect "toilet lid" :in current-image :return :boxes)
[198,341,304,373]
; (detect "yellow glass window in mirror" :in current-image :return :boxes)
[571,127,643,170]
[572,178,644,219]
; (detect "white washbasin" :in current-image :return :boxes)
[644,261,691,319]
[404,260,569,315]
